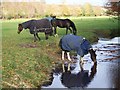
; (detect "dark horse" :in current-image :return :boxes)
[18,19,53,41]
[51,18,77,35]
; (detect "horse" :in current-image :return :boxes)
[59,34,97,64]
[17,19,53,41]
[51,18,77,35]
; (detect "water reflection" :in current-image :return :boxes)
[40,59,97,89]
[61,61,97,88]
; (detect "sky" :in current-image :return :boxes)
[2,0,109,6]
[45,0,108,6]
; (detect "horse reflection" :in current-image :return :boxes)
[61,61,97,88]
[40,64,65,89]
[40,60,97,89]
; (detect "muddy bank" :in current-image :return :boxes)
[39,37,120,89]
[94,29,120,39]
[84,29,119,44]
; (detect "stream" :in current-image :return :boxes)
[40,37,120,89]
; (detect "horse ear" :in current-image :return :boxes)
[53,16,56,18]
[91,48,96,52]
[18,24,22,26]
[93,49,97,56]
[90,48,96,54]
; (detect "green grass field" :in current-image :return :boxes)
[2,16,119,88]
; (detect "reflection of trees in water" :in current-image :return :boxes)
[39,61,97,89]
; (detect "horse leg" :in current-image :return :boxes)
[54,27,58,37]
[66,28,68,35]
[80,62,84,71]
[67,63,70,71]
[67,52,71,61]
[62,63,65,72]
[36,33,41,41]
[68,27,72,34]
[45,34,48,40]
[66,28,72,34]
[34,34,37,42]
[62,51,65,60]
[62,63,70,72]
[80,57,84,64]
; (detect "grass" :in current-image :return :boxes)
[2,16,119,88]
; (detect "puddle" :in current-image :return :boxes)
[39,37,120,89]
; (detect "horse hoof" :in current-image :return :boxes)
[54,34,58,37]
[34,40,37,42]
[46,38,48,40]
[38,38,41,41]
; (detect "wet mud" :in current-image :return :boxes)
[39,37,120,89]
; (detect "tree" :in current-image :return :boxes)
[105,0,120,15]
[83,3,94,16]
[61,5,70,16]
[93,6,104,16]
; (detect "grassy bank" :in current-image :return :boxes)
[2,16,119,88]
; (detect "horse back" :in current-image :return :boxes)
[28,19,53,34]
[52,19,71,28]
[33,19,52,29]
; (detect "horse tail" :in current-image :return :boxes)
[59,38,65,51]
[59,38,62,48]
[69,20,77,35]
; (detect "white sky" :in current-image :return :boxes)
[2,0,109,6]
[45,0,108,6]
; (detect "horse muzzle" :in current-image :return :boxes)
[17,31,21,34]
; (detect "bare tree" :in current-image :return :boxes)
[105,0,120,15]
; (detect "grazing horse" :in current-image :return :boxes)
[59,34,97,63]
[51,18,77,35]
[18,19,53,41]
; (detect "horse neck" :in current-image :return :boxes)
[70,21,77,35]
[22,20,32,29]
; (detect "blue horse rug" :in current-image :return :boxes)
[60,34,92,57]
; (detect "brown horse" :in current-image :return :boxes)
[51,18,77,35]
[18,19,53,41]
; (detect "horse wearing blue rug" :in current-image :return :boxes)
[18,19,53,41]
[59,34,97,63]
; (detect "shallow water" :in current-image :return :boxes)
[40,37,120,89]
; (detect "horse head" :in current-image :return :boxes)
[89,49,97,63]
[17,24,23,34]
[51,15,56,19]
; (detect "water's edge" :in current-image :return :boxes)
[39,37,120,89]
